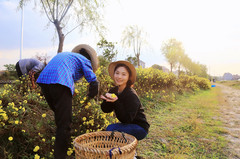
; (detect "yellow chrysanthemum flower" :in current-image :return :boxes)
[33,146,40,152]
[111,93,117,98]
[8,136,13,141]
[34,154,40,159]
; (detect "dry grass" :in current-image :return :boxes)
[218,80,240,90]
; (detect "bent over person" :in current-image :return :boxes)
[15,58,45,88]
[37,44,99,159]
[100,61,150,141]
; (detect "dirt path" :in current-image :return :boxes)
[215,83,240,159]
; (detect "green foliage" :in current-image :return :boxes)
[97,38,118,63]
[151,64,163,70]
[161,38,184,72]
[98,55,110,67]
[126,55,138,67]
[0,64,18,80]
[4,64,16,72]
[0,66,211,158]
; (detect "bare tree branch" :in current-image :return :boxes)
[53,0,56,20]
[59,0,73,23]
[65,21,84,37]
[46,0,55,20]
[40,0,54,23]
[56,0,59,20]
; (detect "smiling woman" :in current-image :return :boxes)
[100,61,150,144]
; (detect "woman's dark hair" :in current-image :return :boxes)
[114,63,133,87]
[79,48,91,61]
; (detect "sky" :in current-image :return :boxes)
[0,0,240,76]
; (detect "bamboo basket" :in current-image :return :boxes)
[73,131,138,159]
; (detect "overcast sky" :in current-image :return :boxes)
[1,0,240,76]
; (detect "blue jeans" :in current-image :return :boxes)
[106,123,147,140]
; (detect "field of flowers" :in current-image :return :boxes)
[0,66,211,159]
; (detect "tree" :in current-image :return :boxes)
[177,51,187,76]
[4,64,16,72]
[161,38,184,72]
[19,0,106,53]
[151,64,162,70]
[97,38,118,63]
[98,55,109,67]
[199,64,208,78]
[125,55,137,67]
[121,25,147,67]
[0,64,18,80]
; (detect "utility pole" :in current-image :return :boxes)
[20,6,24,60]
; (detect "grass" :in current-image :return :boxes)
[137,88,228,159]
[217,80,240,90]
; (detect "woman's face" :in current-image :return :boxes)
[114,66,129,87]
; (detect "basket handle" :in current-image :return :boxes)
[110,130,127,143]
[109,147,122,159]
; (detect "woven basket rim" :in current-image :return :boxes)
[73,131,138,155]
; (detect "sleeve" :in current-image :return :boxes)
[31,62,45,73]
[114,91,141,123]
[101,100,115,113]
[82,60,97,83]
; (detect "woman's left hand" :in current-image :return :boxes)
[100,93,118,102]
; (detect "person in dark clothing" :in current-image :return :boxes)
[37,44,99,159]
[15,58,45,88]
[100,61,150,140]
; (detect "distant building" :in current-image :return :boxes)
[127,58,145,68]
[139,60,145,68]
[223,72,233,80]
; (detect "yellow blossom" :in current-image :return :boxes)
[23,100,27,104]
[8,136,13,141]
[34,154,40,159]
[15,120,19,124]
[82,117,87,121]
[74,89,79,94]
[67,148,73,156]
[111,93,117,98]
[42,113,46,118]
[33,146,40,152]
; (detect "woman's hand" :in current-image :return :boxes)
[100,93,118,102]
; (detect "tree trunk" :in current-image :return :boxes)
[136,54,140,68]
[54,20,65,53]
[178,65,180,77]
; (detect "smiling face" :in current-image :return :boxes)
[114,66,130,88]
